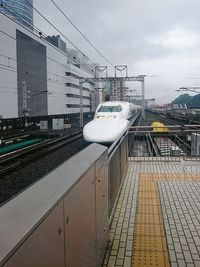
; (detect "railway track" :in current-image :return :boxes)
[153,136,185,156]
[146,110,200,127]
[0,131,83,176]
[130,124,191,158]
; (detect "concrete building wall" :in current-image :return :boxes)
[0,13,18,118]
[0,13,97,118]
[16,29,48,117]
[110,80,125,101]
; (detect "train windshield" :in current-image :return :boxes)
[97,105,122,112]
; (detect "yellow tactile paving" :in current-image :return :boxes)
[134,223,165,237]
[132,173,169,267]
[133,235,167,252]
[138,198,160,206]
[137,204,161,214]
[135,212,162,225]
[132,172,200,267]
[137,191,158,198]
[132,251,169,267]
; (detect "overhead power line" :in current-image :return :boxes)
[50,0,114,67]
[0,26,97,83]
[22,0,96,66]
[1,0,99,69]
[148,75,200,80]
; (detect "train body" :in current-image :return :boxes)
[83,101,141,143]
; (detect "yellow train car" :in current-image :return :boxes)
[151,121,169,132]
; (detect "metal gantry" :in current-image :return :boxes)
[81,75,145,83]
[79,64,146,126]
[80,74,146,118]
[114,65,128,77]
[95,66,108,78]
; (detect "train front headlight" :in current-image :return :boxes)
[107,115,116,119]
[97,115,105,119]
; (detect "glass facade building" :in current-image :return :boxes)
[0,0,33,29]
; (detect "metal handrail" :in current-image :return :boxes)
[108,112,141,160]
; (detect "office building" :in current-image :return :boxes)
[0,0,33,29]
[0,12,97,118]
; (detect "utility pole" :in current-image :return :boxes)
[22,81,30,128]
[141,78,145,119]
[79,83,83,127]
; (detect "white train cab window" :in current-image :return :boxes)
[97,105,122,113]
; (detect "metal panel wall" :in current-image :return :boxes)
[1,144,108,267]
[95,152,109,266]
[64,167,96,267]
[109,147,121,213]
[120,137,128,179]
[4,202,65,267]
[108,136,129,216]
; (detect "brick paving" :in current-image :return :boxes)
[103,159,200,267]
[159,181,200,267]
[103,164,138,267]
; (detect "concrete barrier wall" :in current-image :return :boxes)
[0,144,108,267]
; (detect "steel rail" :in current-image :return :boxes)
[147,133,160,156]
[0,131,83,176]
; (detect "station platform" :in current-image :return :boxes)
[103,158,200,267]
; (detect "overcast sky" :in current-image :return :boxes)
[34,0,200,104]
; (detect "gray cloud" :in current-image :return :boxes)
[34,0,200,103]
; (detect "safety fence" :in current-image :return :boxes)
[128,125,200,161]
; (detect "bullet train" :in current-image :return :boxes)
[83,101,141,143]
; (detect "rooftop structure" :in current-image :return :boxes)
[45,35,67,53]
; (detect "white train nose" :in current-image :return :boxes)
[83,119,129,143]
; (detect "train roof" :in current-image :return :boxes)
[99,101,128,105]
[97,101,141,108]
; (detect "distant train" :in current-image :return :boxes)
[151,121,169,132]
[83,101,141,143]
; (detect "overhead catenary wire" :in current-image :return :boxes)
[0,4,95,78]
[0,3,97,76]
[50,0,114,67]
[2,3,200,82]
[0,63,68,87]
[21,0,97,66]
[148,75,200,80]
[0,62,92,95]
[1,3,47,38]
[0,9,96,76]
[0,28,96,81]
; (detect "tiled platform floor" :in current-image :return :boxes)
[103,158,200,267]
